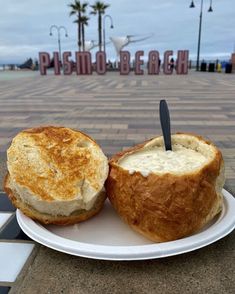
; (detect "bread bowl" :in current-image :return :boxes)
[4,126,109,225]
[105,133,225,242]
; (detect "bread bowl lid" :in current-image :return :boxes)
[6,126,109,203]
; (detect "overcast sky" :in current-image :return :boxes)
[0,0,234,63]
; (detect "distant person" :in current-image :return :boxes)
[159,58,161,68]
[189,60,192,69]
[215,59,219,71]
[217,62,222,73]
[170,57,175,70]
[34,59,39,70]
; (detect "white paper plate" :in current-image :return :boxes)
[16,189,235,260]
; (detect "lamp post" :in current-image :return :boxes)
[103,15,114,54]
[49,25,68,62]
[189,0,213,71]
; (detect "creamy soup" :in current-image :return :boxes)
[119,144,207,176]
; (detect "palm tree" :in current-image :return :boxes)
[69,0,88,51]
[90,1,110,51]
[78,16,89,51]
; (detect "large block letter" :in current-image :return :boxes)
[39,52,50,75]
[177,50,189,74]
[163,50,173,75]
[120,51,130,75]
[75,52,92,75]
[63,52,73,75]
[96,51,106,74]
[148,50,160,75]
[135,51,144,75]
[232,53,235,73]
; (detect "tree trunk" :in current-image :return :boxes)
[82,24,85,51]
[98,13,102,51]
[78,12,82,51]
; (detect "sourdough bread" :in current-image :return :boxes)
[4,126,109,225]
[105,133,225,242]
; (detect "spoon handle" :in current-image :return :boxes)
[159,100,172,151]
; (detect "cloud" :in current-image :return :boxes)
[0,0,234,63]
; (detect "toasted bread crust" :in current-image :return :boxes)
[7,125,108,202]
[4,173,106,225]
[4,126,109,224]
[105,133,225,242]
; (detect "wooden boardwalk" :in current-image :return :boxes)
[0,71,234,191]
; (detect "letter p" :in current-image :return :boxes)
[39,52,50,75]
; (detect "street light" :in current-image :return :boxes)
[190,0,213,71]
[208,0,213,12]
[49,25,68,62]
[103,15,114,54]
[189,1,195,8]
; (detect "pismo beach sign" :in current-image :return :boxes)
[39,50,189,75]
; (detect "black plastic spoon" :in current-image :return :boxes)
[159,99,172,151]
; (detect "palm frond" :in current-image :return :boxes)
[68,3,76,9]
[90,4,97,10]
[69,0,89,14]
[82,2,89,8]
[80,15,90,26]
[102,4,110,9]
[69,10,76,16]
[75,0,81,7]
[90,1,110,14]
